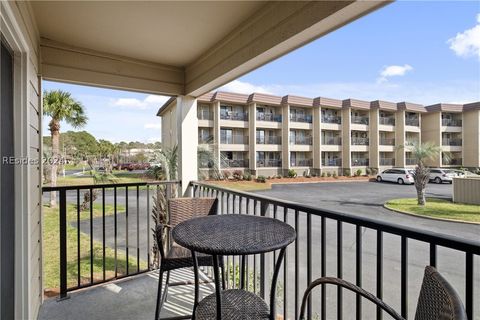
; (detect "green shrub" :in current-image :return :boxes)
[321,172,326,177]
[232,170,243,181]
[366,167,371,175]
[243,172,252,181]
[371,168,378,175]
[354,169,362,177]
[344,169,351,176]
[256,175,266,183]
[333,171,338,178]
[287,169,297,178]
[327,172,332,177]
[223,170,231,180]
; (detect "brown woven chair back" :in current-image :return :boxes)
[415,266,467,320]
[168,197,218,227]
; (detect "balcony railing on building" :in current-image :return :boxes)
[380,158,395,166]
[379,117,395,125]
[257,136,282,145]
[222,159,249,168]
[221,135,249,145]
[442,138,462,146]
[290,114,312,123]
[405,118,419,126]
[351,115,369,125]
[442,118,462,127]
[290,136,312,145]
[351,137,369,145]
[322,136,341,145]
[291,158,312,167]
[352,158,369,166]
[406,158,416,165]
[379,138,395,146]
[221,112,248,121]
[257,159,282,167]
[322,158,342,166]
[321,115,341,124]
[198,110,213,120]
[256,113,282,122]
[198,135,213,144]
[443,158,463,166]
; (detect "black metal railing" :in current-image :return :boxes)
[257,159,282,167]
[198,135,213,144]
[405,158,416,165]
[380,158,394,166]
[405,118,419,126]
[321,115,342,124]
[290,114,313,123]
[351,116,369,125]
[257,136,282,145]
[442,118,462,127]
[257,113,282,122]
[222,159,249,168]
[442,138,462,146]
[221,112,248,121]
[379,117,395,126]
[291,159,313,167]
[379,138,395,146]
[290,136,313,145]
[221,135,249,144]
[443,158,463,166]
[352,158,369,166]
[322,136,342,145]
[322,158,342,166]
[351,137,369,145]
[190,181,479,320]
[198,110,213,120]
[42,180,180,299]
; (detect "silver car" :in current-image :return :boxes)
[428,168,456,184]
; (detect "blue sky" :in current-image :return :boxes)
[43,1,480,142]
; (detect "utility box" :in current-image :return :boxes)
[452,177,480,205]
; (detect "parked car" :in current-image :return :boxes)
[428,168,456,184]
[376,168,414,185]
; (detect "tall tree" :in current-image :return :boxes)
[399,141,445,206]
[43,90,87,206]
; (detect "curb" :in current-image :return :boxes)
[383,203,480,225]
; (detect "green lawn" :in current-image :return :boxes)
[385,198,480,223]
[43,202,147,291]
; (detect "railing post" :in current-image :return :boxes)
[259,201,269,300]
[58,189,69,300]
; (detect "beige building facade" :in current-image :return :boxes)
[159,91,480,177]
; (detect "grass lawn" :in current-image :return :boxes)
[385,198,480,223]
[43,202,147,291]
[54,172,147,187]
[207,180,272,191]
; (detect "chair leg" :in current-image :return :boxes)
[220,262,226,290]
[162,271,171,303]
[155,269,164,320]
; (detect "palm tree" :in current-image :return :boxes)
[43,90,87,206]
[399,141,445,206]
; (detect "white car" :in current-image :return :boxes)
[428,168,457,184]
[376,168,414,185]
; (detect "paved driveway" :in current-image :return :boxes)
[254,181,479,241]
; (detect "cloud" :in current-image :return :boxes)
[144,123,161,129]
[110,95,170,109]
[377,64,413,83]
[219,80,273,94]
[447,13,480,60]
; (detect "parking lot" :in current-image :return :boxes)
[254,180,480,241]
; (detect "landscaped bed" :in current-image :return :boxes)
[207,175,372,192]
[385,198,480,223]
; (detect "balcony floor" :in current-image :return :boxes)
[38,269,213,320]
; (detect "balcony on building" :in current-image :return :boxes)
[442,113,462,127]
[256,129,282,145]
[352,152,369,166]
[442,152,462,166]
[405,132,420,146]
[256,105,282,122]
[256,151,282,167]
[380,152,395,166]
[220,104,248,121]
[405,152,416,166]
[197,104,213,120]
[220,128,249,144]
[198,128,213,144]
[221,151,249,168]
[379,111,395,126]
[321,151,342,166]
[321,108,341,124]
[405,112,420,126]
[322,131,342,145]
[379,132,395,146]
[290,151,313,167]
[351,110,369,125]
[442,133,462,146]
[290,130,312,145]
[290,107,312,123]
[351,131,369,145]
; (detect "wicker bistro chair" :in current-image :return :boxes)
[154,197,225,320]
[299,266,467,320]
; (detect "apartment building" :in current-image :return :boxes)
[161,91,479,177]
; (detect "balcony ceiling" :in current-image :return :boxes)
[31,1,390,96]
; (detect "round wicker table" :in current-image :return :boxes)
[172,214,296,320]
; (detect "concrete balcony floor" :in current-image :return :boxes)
[39,269,214,320]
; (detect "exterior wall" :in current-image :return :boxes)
[453,177,480,205]
[161,101,178,149]
[462,109,479,168]
[342,107,352,172]
[282,103,290,175]
[369,108,379,169]
[313,106,321,172]
[395,110,406,167]
[1,1,42,319]
[421,112,441,167]
[248,102,257,173]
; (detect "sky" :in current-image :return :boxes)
[43,1,480,143]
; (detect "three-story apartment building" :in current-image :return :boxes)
[160,91,480,177]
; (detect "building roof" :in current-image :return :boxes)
[462,102,480,111]
[248,93,282,106]
[371,100,397,111]
[313,97,343,108]
[156,97,176,116]
[342,98,370,110]
[281,95,313,107]
[397,102,426,113]
[425,103,463,112]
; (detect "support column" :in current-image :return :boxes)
[248,102,257,175]
[213,101,221,171]
[342,108,351,175]
[395,110,406,167]
[176,96,199,195]
[313,106,321,174]
[282,103,290,176]
[370,108,379,170]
